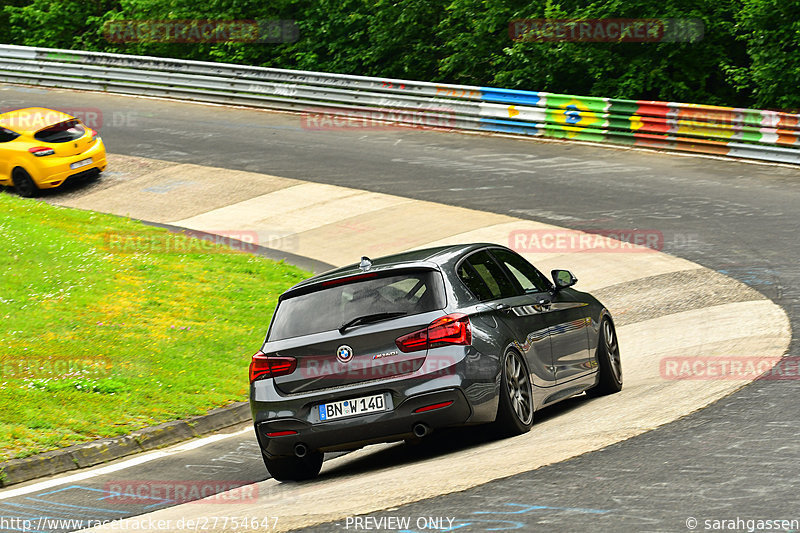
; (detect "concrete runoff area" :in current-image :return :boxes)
[38,154,790,532]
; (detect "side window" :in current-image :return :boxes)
[491,249,552,293]
[459,250,518,301]
[458,263,493,301]
[0,128,19,143]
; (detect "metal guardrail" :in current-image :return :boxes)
[2,44,799,164]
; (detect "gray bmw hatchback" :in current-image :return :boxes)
[249,244,621,481]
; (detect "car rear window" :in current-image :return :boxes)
[268,269,445,341]
[34,120,85,143]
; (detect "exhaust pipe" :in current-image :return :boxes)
[413,423,429,438]
[294,443,308,458]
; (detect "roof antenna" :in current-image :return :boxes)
[359,256,372,271]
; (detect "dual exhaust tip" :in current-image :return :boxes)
[292,423,430,457]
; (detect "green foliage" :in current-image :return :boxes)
[1,0,798,123]
[730,0,800,109]
[0,192,309,461]
[435,0,747,105]
[3,0,119,49]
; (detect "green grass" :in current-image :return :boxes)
[0,192,311,462]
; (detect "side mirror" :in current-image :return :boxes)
[551,269,577,291]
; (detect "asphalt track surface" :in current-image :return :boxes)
[2,85,799,532]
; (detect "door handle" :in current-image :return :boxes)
[495,303,511,311]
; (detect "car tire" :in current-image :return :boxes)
[263,451,323,482]
[493,349,534,436]
[586,317,623,397]
[12,168,38,198]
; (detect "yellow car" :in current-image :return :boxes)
[0,107,107,197]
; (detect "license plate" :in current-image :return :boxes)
[70,158,92,170]
[318,394,386,421]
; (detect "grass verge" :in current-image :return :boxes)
[0,192,310,461]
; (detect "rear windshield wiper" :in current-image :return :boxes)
[339,312,407,334]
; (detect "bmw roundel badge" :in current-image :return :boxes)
[336,345,354,364]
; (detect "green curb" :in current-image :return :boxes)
[0,402,251,488]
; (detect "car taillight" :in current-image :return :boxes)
[395,313,472,353]
[91,129,99,142]
[249,351,297,382]
[28,147,55,157]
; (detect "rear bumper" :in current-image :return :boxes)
[255,388,472,457]
[29,140,107,189]
[250,345,501,458]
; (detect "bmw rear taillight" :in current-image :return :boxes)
[28,147,55,157]
[395,313,472,353]
[249,351,297,382]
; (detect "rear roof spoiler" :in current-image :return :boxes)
[279,265,441,301]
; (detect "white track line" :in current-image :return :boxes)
[0,428,252,500]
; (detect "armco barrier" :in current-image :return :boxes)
[1,44,799,164]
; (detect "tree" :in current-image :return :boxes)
[731,0,800,109]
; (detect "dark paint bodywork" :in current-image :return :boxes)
[250,244,613,458]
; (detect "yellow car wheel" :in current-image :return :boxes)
[12,168,38,198]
